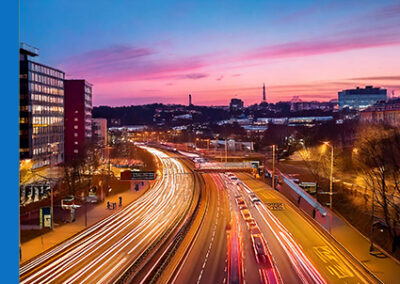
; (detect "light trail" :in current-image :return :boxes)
[20,147,195,284]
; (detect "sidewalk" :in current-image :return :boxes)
[20,185,149,264]
[330,211,400,283]
[254,173,400,283]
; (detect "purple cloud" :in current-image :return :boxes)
[61,45,211,83]
[180,73,209,79]
[242,28,400,62]
[348,76,400,81]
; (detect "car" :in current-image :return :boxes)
[251,235,272,268]
[86,194,98,204]
[236,198,245,206]
[241,209,251,220]
[250,226,261,235]
[247,218,257,227]
[239,205,247,210]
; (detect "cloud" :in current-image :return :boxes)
[180,73,208,79]
[347,76,400,81]
[216,75,224,81]
[242,27,400,62]
[61,45,211,83]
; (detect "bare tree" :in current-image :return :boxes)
[355,124,400,252]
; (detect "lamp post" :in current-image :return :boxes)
[323,142,334,210]
[272,145,276,189]
[47,144,54,230]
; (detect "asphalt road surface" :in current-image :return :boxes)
[236,172,376,284]
[19,147,195,284]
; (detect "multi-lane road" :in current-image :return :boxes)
[20,147,381,284]
[20,147,196,284]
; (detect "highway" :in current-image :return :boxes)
[161,169,231,284]
[216,173,295,284]
[19,147,196,284]
[235,172,376,284]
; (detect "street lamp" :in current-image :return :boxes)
[322,141,334,209]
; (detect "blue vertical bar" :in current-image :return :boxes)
[1,0,18,282]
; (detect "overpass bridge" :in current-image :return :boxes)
[193,162,255,173]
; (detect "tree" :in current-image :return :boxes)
[355,124,400,252]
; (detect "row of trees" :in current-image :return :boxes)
[299,124,400,253]
[354,125,400,252]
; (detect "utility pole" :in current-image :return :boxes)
[329,144,333,209]
[272,145,276,189]
[47,144,54,230]
[225,138,228,163]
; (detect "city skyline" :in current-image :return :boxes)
[21,1,400,106]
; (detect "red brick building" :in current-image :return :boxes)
[64,80,93,162]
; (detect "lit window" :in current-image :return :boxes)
[74,133,78,137]
[73,149,78,154]
[74,125,78,129]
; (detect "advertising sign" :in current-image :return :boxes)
[40,207,52,228]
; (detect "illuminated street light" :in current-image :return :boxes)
[322,141,334,210]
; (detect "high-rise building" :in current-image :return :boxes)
[64,80,93,161]
[189,94,192,106]
[338,86,387,110]
[93,118,107,145]
[20,43,65,169]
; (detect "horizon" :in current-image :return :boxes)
[21,0,400,106]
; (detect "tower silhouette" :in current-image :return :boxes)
[262,83,266,102]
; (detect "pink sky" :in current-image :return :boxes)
[47,2,400,106]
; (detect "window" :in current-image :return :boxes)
[74,141,78,145]
[74,133,78,137]
[74,125,78,129]
[73,149,78,154]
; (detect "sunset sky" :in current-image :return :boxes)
[21,0,400,106]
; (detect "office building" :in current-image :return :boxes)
[64,80,93,161]
[229,98,244,112]
[93,118,107,145]
[19,43,65,168]
[189,94,192,106]
[338,86,387,110]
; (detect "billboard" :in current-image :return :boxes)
[131,171,156,180]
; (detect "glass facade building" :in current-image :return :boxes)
[20,43,65,168]
[338,86,387,110]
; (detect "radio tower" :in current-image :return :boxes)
[262,83,266,102]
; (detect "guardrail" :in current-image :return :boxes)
[281,174,327,217]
